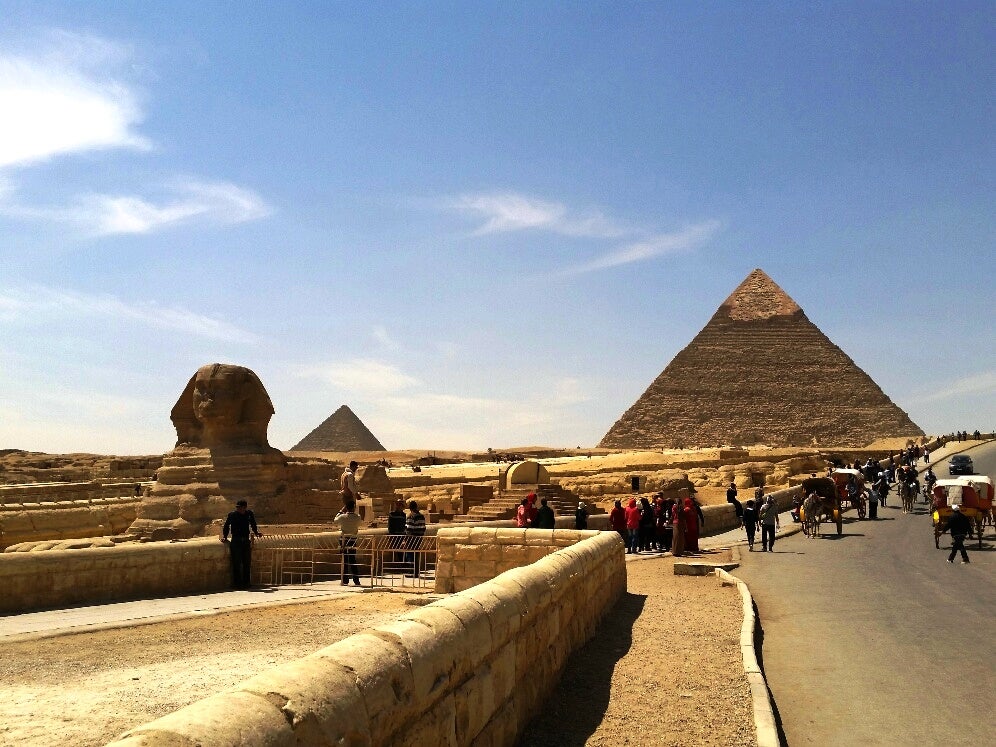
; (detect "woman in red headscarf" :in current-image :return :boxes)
[684,492,705,553]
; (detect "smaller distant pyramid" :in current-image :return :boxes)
[291,406,385,452]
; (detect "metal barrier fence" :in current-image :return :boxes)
[252,533,437,589]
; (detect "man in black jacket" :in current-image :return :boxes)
[943,504,971,564]
[534,498,556,529]
[221,499,262,588]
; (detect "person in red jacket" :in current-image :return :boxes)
[515,498,530,528]
[624,498,642,554]
[526,492,538,527]
[609,499,627,545]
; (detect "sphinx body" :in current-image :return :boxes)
[130,364,338,539]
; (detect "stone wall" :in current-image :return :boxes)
[0,494,141,550]
[434,527,606,593]
[0,538,229,614]
[106,531,625,747]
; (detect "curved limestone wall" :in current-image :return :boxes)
[106,530,625,747]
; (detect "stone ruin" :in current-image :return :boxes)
[130,363,347,539]
[600,268,924,449]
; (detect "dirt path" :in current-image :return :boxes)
[520,551,756,746]
[0,593,412,747]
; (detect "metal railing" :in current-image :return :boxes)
[252,533,437,589]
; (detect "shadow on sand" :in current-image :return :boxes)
[518,591,647,746]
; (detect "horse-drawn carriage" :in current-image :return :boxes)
[799,476,843,537]
[931,476,993,549]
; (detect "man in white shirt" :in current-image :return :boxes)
[341,460,360,503]
[334,498,362,586]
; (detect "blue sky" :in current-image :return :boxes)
[0,2,992,454]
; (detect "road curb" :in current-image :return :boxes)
[716,567,779,747]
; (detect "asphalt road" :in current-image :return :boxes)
[736,441,996,746]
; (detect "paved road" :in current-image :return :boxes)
[736,441,996,747]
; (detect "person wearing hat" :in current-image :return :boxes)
[574,501,589,530]
[942,504,971,564]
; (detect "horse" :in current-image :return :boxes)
[802,492,835,538]
[900,479,917,514]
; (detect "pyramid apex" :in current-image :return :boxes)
[716,269,802,321]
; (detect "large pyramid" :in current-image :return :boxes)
[600,269,923,448]
[290,405,386,452]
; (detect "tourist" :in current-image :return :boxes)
[942,504,971,564]
[742,499,759,551]
[535,498,556,529]
[867,485,879,520]
[527,492,539,527]
[405,500,427,577]
[658,497,675,553]
[685,492,704,553]
[341,460,360,503]
[575,501,589,530]
[334,498,362,586]
[670,495,686,557]
[726,482,742,521]
[922,446,930,464]
[874,472,890,509]
[220,499,261,589]
[759,495,779,552]
[516,498,531,528]
[638,497,655,552]
[609,499,627,544]
[624,498,641,553]
[387,498,407,561]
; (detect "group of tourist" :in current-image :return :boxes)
[515,491,590,530]
[607,488,705,556]
[951,430,981,442]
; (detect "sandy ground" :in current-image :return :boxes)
[520,550,756,747]
[1,554,757,747]
[0,593,411,747]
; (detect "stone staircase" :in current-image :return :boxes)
[451,483,603,523]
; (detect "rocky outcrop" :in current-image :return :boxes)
[290,405,385,452]
[600,269,924,449]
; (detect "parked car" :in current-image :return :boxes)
[948,454,974,475]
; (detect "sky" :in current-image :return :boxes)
[0,1,992,454]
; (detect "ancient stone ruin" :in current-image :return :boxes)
[130,363,342,539]
[600,269,924,449]
[290,404,385,451]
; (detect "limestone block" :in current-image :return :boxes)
[375,614,465,702]
[116,691,295,747]
[432,595,493,656]
[438,526,473,541]
[473,696,518,747]
[462,560,497,579]
[523,529,554,546]
[499,545,530,564]
[314,633,414,744]
[395,692,458,747]
[454,664,496,744]
[453,543,483,561]
[469,527,499,544]
[238,656,371,745]
[457,583,524,647]
[493,529,527,545]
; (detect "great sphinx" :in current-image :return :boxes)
[130,364,340,539]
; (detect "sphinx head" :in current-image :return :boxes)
[171,363,274,451]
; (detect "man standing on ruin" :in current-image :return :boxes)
[221,499,262,589]
[341,460,360,504]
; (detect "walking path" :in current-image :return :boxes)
[0,582,370,642]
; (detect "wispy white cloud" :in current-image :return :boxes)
[446,192,629,238]
[0,285,258,343]
[294,359,420,395]
[552,377,590,406]
[0,30,150,168]
[372,325,400,350]
[1,179,272,235]
[919,371,996,403]
[563,220,723,274]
